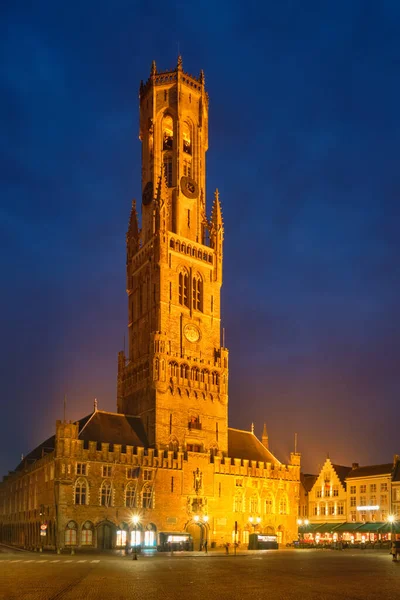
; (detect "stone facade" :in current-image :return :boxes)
[0,58,300,551]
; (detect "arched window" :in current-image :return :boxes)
[169,361,178,378]
[234,493,243,512]
[65,521,77,546]
[179,271,189,307]
[100,481,112,507]
[163,114,173,150]
[279,496,288,515]
[265,497,273,515]
[180,363,189,379]
[192,274,203,311]
[191,367,199,381]
[250,495,258,513]
[81,521,94,546]
[182,122,192,155]
[170,239,175,249]
[125,482,137,508]
[142,484,153,509]
[74,478,87,505]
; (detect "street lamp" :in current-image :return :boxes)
[249,516,261,533]
[131,515,140,560]
[388,515,395,540]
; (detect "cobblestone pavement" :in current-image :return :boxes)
[1,549,400,600]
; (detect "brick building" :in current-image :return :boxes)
[0,58,300,551]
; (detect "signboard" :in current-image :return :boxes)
[40,531,47,537]
[258,535,277,542]
[40,524,47,531]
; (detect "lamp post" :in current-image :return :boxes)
[132,515,140,561]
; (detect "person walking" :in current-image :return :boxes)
[204,540,208,554]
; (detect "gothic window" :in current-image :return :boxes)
[163,114,173,150]
[142,484,153,509]
[169,361,178,378]
[100,481,112,507]
[74,479,87,505]
[164,155,173,187]
[265,497,273,514]
[182,122,192,154]
[250,495,258,513]
[179,271,189,307]
[125,483,137,508]
[192,274,203,311]
[180,363,189,379]
[279,496,288,515]
[191,367,199,381]
[234,493,243,512]
[81,522,94,546]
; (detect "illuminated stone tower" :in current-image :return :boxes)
[117,57,228,455]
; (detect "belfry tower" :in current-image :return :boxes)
[117,58,228,455]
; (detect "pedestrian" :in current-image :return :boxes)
[204,540,208,554]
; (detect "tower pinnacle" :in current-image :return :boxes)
[262,423,269,449]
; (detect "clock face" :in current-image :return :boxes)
[142,181,153,206]
[180,176,199,199]
[184,324,201,343]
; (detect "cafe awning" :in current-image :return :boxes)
[299,523,322,533]
[332,522,363,533]
[313,522,344,534]
[377,523,400,534]
[356,522,385,533]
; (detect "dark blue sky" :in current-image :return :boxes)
[1,0,400,476]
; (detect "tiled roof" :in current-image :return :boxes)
[77,410,148,448]
[346,463,393,479]
[331,464,352,487]
[301,473,318,493]
[227,428,281,465]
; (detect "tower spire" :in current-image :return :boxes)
[177,55,183,71]
[262,423,269,449]
[127,200,140,253]
[150,60,157,76]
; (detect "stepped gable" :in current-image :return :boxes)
[331,464,352,487]
[77,410,148,448]
[228,427,281,465]
[346,463,393,479]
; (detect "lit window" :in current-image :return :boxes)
[337,502,344,515]
[182,122,192,155]
[279,498,287,515]
[350,511,356,522]
[316,487,322,498]
[381,483,388,492]
[332,485,339,497]
[163,115,173,150]
[370,484,376,493]
[81,527,93,546]
[350,486,356,494]
[359,496,366,506]
[350,496,356,507]
[116,530,127,547]
[360,485,366,493]
[143,470,153,481]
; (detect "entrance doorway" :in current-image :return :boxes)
[186,522,206,551]
[97,522,115,549]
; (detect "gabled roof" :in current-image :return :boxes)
[77,410,148,448]
[228,428,281,465]
[301,473,318,493]
[346,463,393,479]
[331,464,352,487]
